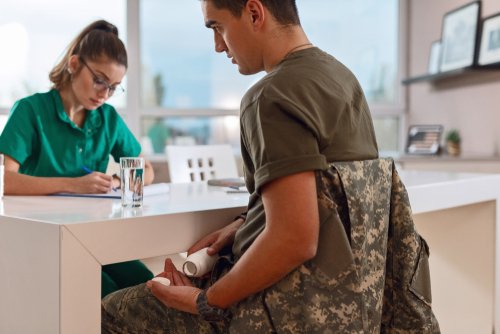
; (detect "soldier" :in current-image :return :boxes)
[102,1,439,333]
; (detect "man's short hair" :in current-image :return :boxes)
[204,0,301,25]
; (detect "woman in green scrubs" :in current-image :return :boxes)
[0,20,154,297]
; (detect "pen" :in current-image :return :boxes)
[82,165,118,192]
[81,165,93,174]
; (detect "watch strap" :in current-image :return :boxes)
[196,289,231,323]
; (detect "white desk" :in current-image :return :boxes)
[401,170,500,334]
[0,182,248,334]
[1,172,500,333]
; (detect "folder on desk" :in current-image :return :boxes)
[207,178,246,188]
[207,178,248,194]
[53,183,170,199]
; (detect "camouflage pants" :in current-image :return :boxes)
[101,283,226,334]
[101,260,370,334]
[101,158,440,333]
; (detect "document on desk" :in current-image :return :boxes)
[207,178,245,188]
[52,183,170,199]
[207,178,248,193]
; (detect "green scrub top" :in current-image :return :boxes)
[0,89,141,176]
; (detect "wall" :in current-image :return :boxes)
[407,0,500,156]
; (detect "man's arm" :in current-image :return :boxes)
[147,171,319,313]
[206,170,319,308]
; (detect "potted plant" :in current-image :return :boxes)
[445,129,461,156]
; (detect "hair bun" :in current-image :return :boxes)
[93,20,119,36]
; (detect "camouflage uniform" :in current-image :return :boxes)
[102,158,440,333]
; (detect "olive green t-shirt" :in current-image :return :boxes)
[233,47,378,257]
[0,89,141,177]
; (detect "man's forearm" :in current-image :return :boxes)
[206,225,316,309]
[206,171,319,309]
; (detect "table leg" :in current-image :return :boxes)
[60,226,101,333]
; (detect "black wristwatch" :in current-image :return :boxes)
[196,289,231,323]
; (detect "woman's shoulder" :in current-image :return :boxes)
[21,90,55,102]
[97,103,121,121]
[12,90,56,111]
[95,103,129,132]
[98,102,117,113]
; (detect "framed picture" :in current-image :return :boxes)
[478,13,500,66]
[406,125,443,155]
[439,1,481,72]
[428,40,442,74]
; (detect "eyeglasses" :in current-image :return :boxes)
[80,58,124,97]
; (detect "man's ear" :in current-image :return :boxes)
[246,0,265,28]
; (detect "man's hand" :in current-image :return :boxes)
[146,258,201,314]
[187,217,245,256]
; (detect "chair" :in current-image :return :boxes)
[166,144,238,183]
[143,144,239,274]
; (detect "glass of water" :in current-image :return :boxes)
[120,157,144,207]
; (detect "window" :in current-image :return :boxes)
[1,1,403,153]
[139,0,402,153]
[300,0,399,104]
[0,0,126,109]
[140,0,399,109]
[373,116,400,153]
[141,115,240,154]
[140,0,263,109]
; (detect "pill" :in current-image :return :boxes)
[152,277,171,286]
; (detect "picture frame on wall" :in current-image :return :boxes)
[428,40,442,74]
[478,13,500,66]
[439,1,481,72]
[406,125,443,155]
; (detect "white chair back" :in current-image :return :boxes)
[166,144,238,183]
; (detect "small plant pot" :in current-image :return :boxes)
[447,141,461,156]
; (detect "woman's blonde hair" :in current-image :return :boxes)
[49,20,127,90]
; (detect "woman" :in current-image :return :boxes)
[0,20,155,297]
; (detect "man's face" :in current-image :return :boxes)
[202,1,262,75]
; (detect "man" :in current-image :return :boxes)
[102,1,438,333]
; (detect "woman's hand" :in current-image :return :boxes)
[111,173,121,190]
[74,172,114,193]
[187,217,245,256]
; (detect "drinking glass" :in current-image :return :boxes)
[120,157,144,207]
